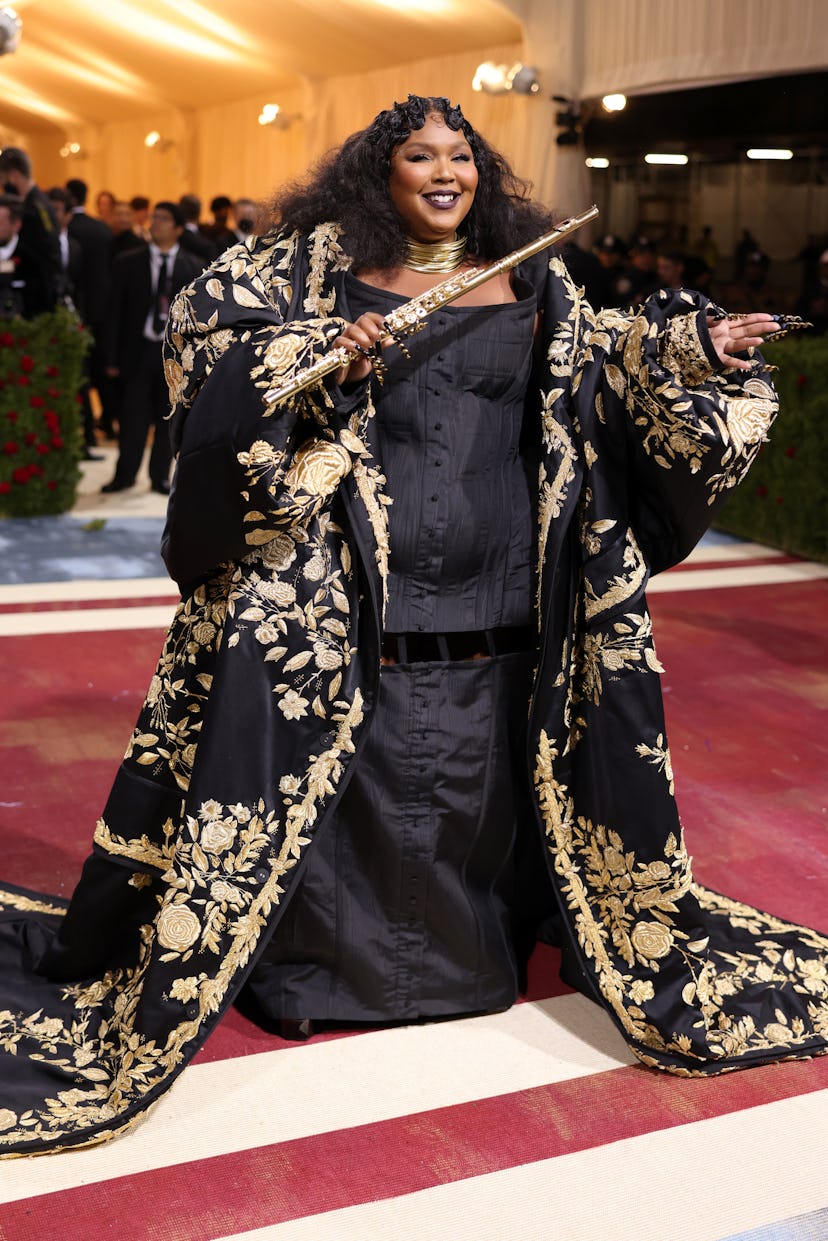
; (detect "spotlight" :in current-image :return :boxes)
[602,93,627,113]
[746,148,793,160]
[144,131,174,152]
[644,153,688,165]
[0,6,21,56]
[472,62,510,95]
[472,62,541,97]
[59,142,84,159]
[258,103,300,130]
[508,64,541,95]
[585,157,609,169]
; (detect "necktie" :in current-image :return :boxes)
[152,254,170,335]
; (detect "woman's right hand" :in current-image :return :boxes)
[332,312,388,385]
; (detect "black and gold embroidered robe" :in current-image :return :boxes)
[0,224,826,1157]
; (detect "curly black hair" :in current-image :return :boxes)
[272,95,553,271]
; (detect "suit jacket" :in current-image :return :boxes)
[0,233,57,320]
[67,210,113,328]
[57,233,84,313]
[17,186,60,317]
[201,223,238,254]
[179,226,215,268]
[106,245,201,374]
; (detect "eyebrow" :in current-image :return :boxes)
[401,139,472,153]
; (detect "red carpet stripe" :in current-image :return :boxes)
[3,1058,827,1241]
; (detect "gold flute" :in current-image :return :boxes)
[267,203,599,404]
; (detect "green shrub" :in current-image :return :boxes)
[0,308,90,518]
[716,335,828,562]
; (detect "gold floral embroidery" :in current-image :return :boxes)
[121,577,228,794]
[716,377,776,454]
[582,527,648,622]
[0,690,366,1154]
[304,222,349,317]
[536,416,578,611]
[94,818,176,873]
[283,438,352,496]
[533,728,828,1070]
[0,888,65,916]
[578,611,664,706]
[635,732,675,794]
[660,311,717,388]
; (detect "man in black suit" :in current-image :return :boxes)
[177,194,215,268]
[46,187,83,312]
[202,195,238,253]
[0,147,60,317]
[102,201,201,495]
[65,177,115,442]
[0,195,26,318]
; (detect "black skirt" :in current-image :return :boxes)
[245,649,539,1022]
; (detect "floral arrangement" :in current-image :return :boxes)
[716,334,828,562]
[0,308,90,518]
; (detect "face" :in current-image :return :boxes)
[657,255,684,287]
[0,206,20,243]
[50,199,69,230]
[150,207,182,250]
[111,202,133,234]
[597,248,619,270]
[233,199,256,232]
[388,113,478,243]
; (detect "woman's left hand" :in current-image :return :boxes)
[707,312,780,371]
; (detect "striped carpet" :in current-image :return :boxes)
[0,536,826,1241]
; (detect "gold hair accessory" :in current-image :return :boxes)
[404,235,467,273]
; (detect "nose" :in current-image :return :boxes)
[431,156,456,183]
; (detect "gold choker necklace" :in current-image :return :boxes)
[404,235,467,273]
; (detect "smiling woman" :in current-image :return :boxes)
[387,119,479,243]
[0,92,825,1159]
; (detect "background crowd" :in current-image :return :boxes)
[1,140,826,497]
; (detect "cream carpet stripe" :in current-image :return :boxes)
[0,604,175,635]
[649,561,828,593]
[2,561,825,637]
[0,994,633,1203]
[0,578,177,604]
[218,1089,828,1241]
[683,542,785,564]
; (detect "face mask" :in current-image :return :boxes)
[3,182,17,195]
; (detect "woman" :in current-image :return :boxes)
[0,96,825,1158]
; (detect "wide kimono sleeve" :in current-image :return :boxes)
[160,228,363,586]
[573,285,778,575]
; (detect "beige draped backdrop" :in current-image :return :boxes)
[2,0,825,237]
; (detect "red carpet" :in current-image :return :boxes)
[0,552,826,1241]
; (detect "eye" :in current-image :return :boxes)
[453,153,472,162]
